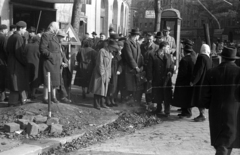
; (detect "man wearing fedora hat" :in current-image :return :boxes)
[162,26,176,55]
[0,24,8,102]
[201,46,240,155]
[154,31,164,45]
[122,28,144,102]
[172,40,197,118]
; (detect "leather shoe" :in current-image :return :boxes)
[178,113,192,118]
[194,115,206,122]
[101,103,109,109]
[52,98,60,104]
[61,97,71,103]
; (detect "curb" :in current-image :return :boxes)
[0,115,119,155]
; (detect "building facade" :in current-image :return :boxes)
[131,0,240,43]
[0,0,131,39]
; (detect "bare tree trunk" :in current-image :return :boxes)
[154,0,161,32]
[71,0,83,35]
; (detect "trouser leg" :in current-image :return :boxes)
[214,146,232,155]
[199,107,205,116]
[181,108,192,115]
[8,91,20,105]
[59,77,68,98]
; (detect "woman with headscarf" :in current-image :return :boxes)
[190,44,212,122]
[88,40,119,110]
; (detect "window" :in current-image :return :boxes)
[86,0,91,4]
[145,23,147,27]
[193,20,197,27]
[201,19,205,25]
[139,23,142,28]
[187,20,190,27]
[149,22,153,27]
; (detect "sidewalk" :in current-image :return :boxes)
[71,107,240,155]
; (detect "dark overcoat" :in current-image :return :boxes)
[147,50,174,103]
[0,33,8,91]
[107,50,122,96]
[122,39,143,91]
[201,62,240,148]
[88,48,112,97]
[172,54,195,108]
[191,54,212,107]
[6,31,29,91]
[140,42,159,71]
[74,47,96,87]
[25,41,40,88]
[39,31,61,87]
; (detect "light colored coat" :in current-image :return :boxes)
[89,48,112,96]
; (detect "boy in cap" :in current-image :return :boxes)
[6,21,28,106]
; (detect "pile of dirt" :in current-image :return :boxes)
[42,112,162,155]
[0,101,117,140]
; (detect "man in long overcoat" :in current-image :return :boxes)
[122,29,143,102]
[25,36,41,99]
[0,24,8,102]
[39,22,61,104]
[172,40,196,117]
[147,41,174,116]
[6,21,28,106]
[201,47,240,155]
[141,33,159,105]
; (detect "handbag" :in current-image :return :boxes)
[135,71,147,85]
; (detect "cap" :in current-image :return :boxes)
[16,21,27,28]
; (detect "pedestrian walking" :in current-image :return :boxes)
[0,24,8,102]
[88,40,119,110]
[74,40,96,99]
[6,21,29,106]
[147,41,174,117]
[172,39,196,118]
[201,47,240,155]
[191,44,212,122]
[25,35,41,100]
[39,21,61,104]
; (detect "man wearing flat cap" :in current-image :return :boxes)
[91,31,99,50]
[6,21,29,106]
[0,24,8,102]
[200,47,240,155]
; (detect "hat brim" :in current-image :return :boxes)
[109,45,119,50]
[219,53,240,59]
[130,32,140,35]
[163,29,170,32]
[155,36,162,38]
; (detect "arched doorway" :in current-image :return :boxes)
[101,0,109,34]
[112,0,118,32]
[120,3,124,34]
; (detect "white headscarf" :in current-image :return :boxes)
[200,44,211,57]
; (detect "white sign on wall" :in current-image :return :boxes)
[145,10,155,18]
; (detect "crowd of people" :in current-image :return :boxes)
[0,20,240,155]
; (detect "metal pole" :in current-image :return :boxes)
[203,23,211,48]
[36,10,42,33]
[68,43,71,101]
[48,72,51,118]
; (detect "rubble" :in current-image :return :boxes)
[26,122,39,136]
[43,112,162,155]
[4,123,20,133]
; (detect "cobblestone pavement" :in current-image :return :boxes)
[69,107,240,155]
